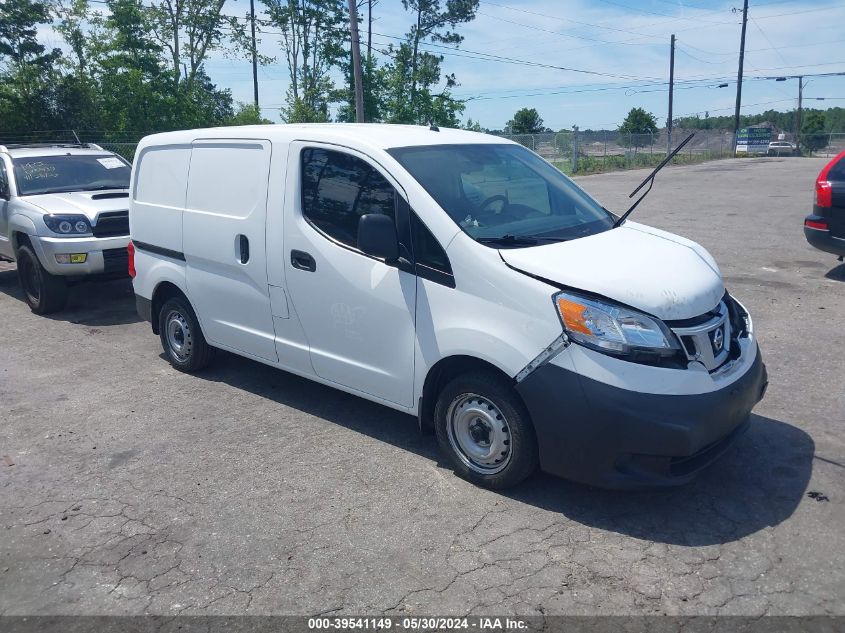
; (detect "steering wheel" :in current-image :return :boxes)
[478,194,509,214]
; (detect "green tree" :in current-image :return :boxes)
[507,108,543,134]
[0,0,62,130]
[619,107,658,152]
[337,54,386,123]
[403,0,477,120]
[801,111,827,155]
[380,0,477,125]
[228,102,273,125]
[262,0,347,123]
[0,0,59,70]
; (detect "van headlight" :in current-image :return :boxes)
[44,214,91,235]
[553,291,681,358]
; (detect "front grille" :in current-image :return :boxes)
[102,247,129,275]
[669,301,732,372]
[92,211,129,238]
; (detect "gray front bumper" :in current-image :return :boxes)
[30,234,130,276]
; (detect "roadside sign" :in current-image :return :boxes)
[736,127,771,154]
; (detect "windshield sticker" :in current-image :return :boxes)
[97,157,125,169]
[19,162,58,181]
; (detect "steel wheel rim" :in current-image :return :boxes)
[19,255,40,303]
[165,310,192,362]
[446,393,512,474]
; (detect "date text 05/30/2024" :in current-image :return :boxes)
[308,617,529,630]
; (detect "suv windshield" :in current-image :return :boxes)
[388,143,614,245]
[12,154,130,196]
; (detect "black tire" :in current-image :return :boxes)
[434,370,539,489]
[158,296,215,372]
[15,245,68,314]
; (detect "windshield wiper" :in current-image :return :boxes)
[613,132,695,228]
[477,234,568,246]
[478,234,538,245]
[82,185,129,191]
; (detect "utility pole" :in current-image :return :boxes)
[796,75,804,154]
[348,0,365,122]
[367,0,373,61]
[667,34,675,155]
[732,0,749,152]
[249,0,259,110]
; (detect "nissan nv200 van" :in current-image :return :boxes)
[129,124,767,490]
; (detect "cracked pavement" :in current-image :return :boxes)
[1,157,843,616]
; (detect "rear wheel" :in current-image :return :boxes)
[435,371,539,489]
[15,245,68,314]
[158,296,215,372]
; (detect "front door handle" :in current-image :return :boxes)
[291,249,316,272]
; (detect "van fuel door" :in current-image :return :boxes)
[269,285,289,319]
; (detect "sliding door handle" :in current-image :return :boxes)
[238,234,250,264]
[291,250,316,272]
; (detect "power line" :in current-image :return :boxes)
[480,0,673,39]
[596,0,736,24]
[749,16,789,67]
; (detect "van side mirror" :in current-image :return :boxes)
[358,214,399,261]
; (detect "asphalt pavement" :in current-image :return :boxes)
[0,156,843,616]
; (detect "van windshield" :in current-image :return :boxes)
[13,154,130,196]
[388,143,614,246]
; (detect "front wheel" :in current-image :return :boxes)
[15,245,68,314]
[434,371,539,489]
[158,296,215,372]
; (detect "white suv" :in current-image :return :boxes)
[0,143,132,313]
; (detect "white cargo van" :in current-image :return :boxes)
[129,124,767,489]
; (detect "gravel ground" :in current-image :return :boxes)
[0,156,843,616]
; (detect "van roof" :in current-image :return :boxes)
[138,123,514,151]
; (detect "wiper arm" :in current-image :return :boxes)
[613,132,695,228]
[83,185,129,191]
[477,234,539,245]
[477,234,569,246]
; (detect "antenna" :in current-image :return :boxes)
[71,130,81,144]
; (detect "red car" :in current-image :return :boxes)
[805,150,845,259]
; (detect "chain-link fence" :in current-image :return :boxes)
[96,142,139,162]
[5,129,845,176]
[500,129,738,175]
[501,129,845,174]
[804,133,845,158]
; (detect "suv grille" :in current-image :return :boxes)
[92,211,129,238]
[670,301,732,372]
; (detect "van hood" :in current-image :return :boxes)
[22,190,129,221]
[499,222,724,321]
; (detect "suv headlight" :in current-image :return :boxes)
[554,290,681,358]
[44,214,92,235]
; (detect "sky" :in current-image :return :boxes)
[39,0,845,130]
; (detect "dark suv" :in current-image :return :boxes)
[804,150,845,259]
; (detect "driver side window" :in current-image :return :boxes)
[301,147,396,250]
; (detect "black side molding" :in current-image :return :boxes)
[132,240,186,261]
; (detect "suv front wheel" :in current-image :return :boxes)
[15,245,68,314]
